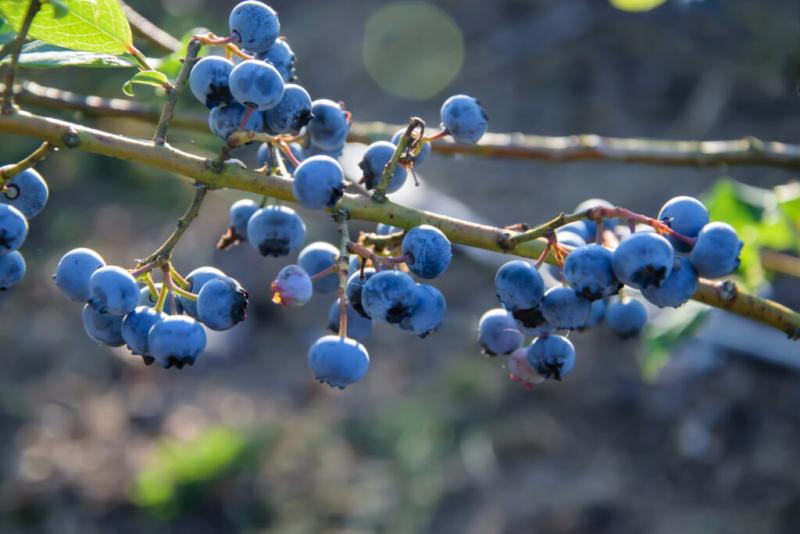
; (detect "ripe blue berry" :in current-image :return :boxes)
[690,222,742,278]
[196,277,248,331]
[208,102,265,139]
[327,301,372,344]
[642,257,698,308]
[508,347,545,389]
[556,230,587,248]
[392,129,431,167]
[307,99,348,151]
[559,221,594,243]
[148,316,207,369]
[138,284,177,314]
[0,250,25,290]
[345,268,376,318]
[82,303,124,347]
[258,37,295,82]
[246,205,306,257]
[88,266,139,315]
[399,284,446,337]
[563,244,620,300]
[361,270,418,323]
[477,308,524,356]
[54,248,106,302]
[121,306,166,358]
[229,59,284,110]
[606,297,648,338]
[307,335,369,389]
[612,232,675,290]
[358,141,407,193]
[298,241,339,293]
[229,199,260,240]
[440,94,488,144]
[271,264,313,306]
[291,155,344,209]
[495,260,545,312]
[526,335,576,380]
[177,266,226,318]
[401,225,452,279]
[2,168,48,219]
[188,56,234,109]
[540,286,591,330]
[579,299,607,330]
[658,196,709,253]
[229,1,280,54]
[0,204,28,255]
[264,83,312,134]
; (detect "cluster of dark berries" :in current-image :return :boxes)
[480,196,743,389]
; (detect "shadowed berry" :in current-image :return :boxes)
[229,199,260,240]
[229,59,284,110]
[177,266,226,318]
[345,268,376,318]
[209,102,265,139]
[0,204,28,255]
[258,37,295,81]
[642,257,698,308]
[658,196,709,253]
[0,250,24,290]
[563,244,620,300]
[229,0,280,54]
[495,260,544,312]
[121,306,166,359]
[188,56,234,109]
[292,155,344,209]
[327,300,372,344]
[606,297,648,338]
[264,83,312,134]
[540,286,590,330]
[526,335,576,380]
[196,277,248,331]
[82,303,124,347]
[307,99,348,151]
[400,283,446,337]
[148,316,207,369]
[478,308,524,356]
[361,270,418,323]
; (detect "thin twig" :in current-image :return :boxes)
[372,117,424,202]
[0,140,54,184]
[154,39,200,145]
[335,208,351,337]
[1,0,41,114]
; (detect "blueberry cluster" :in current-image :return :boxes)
[0,166,49,291]
[54,249,248,369]
[481,196,742,389]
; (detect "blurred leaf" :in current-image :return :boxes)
[2,40,136,68]
[643,302,710,380]
[157,26,208,79]
[45,0,69,18]
[0,16,14,44]
[122,69,168,96]
[0,0,132,54]
[609,0,668,12]
[776,181,800,226]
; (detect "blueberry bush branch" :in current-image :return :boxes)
[153,39,201,145]
[0,0,41,114]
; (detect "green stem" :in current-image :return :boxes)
[153,39,200,145]
[1,0,42,114]
[0,140,54,185]
[372,117,424,202]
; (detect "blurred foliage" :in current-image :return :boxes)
[609,0,668,12]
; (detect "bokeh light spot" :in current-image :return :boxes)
[362,2,464,101]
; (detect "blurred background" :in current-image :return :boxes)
[1,0,800,532]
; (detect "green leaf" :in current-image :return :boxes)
[122,69,168,96]
[776,181,800,226]
[45,0,69,18]
[609,0,668,12]
[3,41,136,68]
[642,302,710,381]
[0,0,133,54]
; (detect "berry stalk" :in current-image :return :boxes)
[0,141,55,186]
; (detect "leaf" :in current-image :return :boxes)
[609,0,668,12]
[2,41,136,68]
[776,181,800,225]
[0,17,14,45]
[46,0,69,18]
[642,302,710,381]
[122,69,169,96]
[0,0,132,55]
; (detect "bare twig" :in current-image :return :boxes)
[1,0,41,113]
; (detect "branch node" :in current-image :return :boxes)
[718,280,738,302]
[62,129,80,148]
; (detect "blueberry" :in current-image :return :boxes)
[138,283,176,314]
[510,306,548,330]
[303,143,343,160]
[121,306,166,358]
[298,241,339,293]
[258,142,303,173]
[495,260,545,312]
[526,335,576,380]
[88,266,140,315]
[307,99,348,152]
[188,56,234,109]
[540,286,591,330]
[392,128,431,167]
[271,264,313,306]
[399,283,446,337]
[2,168,48,219]
[258,37,295,82]
[345,267,376,318]
[558,221,594,243]
[148,316,207,369]
[307,335,369,389]
[563,244,620,300]
[0,250,24,290]
[54,248,105,302]
[177,266,226,317]
[376,223,401,235]
[229,0,280,54]
[196,276,248,331]
[246,205,306,257]
[361,270,418,323]
[327,301,372,344]
[291,155,344,209]
[690,222,742,278]
[605,297,648,339]
[208,102,265,139]
[347,255,362,275]
[358,141,407,193]
[612,232,674,290]
[229,59,284,111]
[507,347,545,389]
[0,204,28,255]
[440,94,488,144]
[477,308,524,356]
[82,303,124,347]
[578,299,606,330]
[658,196,709,253]
[401,225,452,279]
[556,230,587,249]
[226,199,259,241]
[642,257,698,308]
[264,83,312,134]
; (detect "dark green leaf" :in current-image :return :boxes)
[123,69,169,96]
